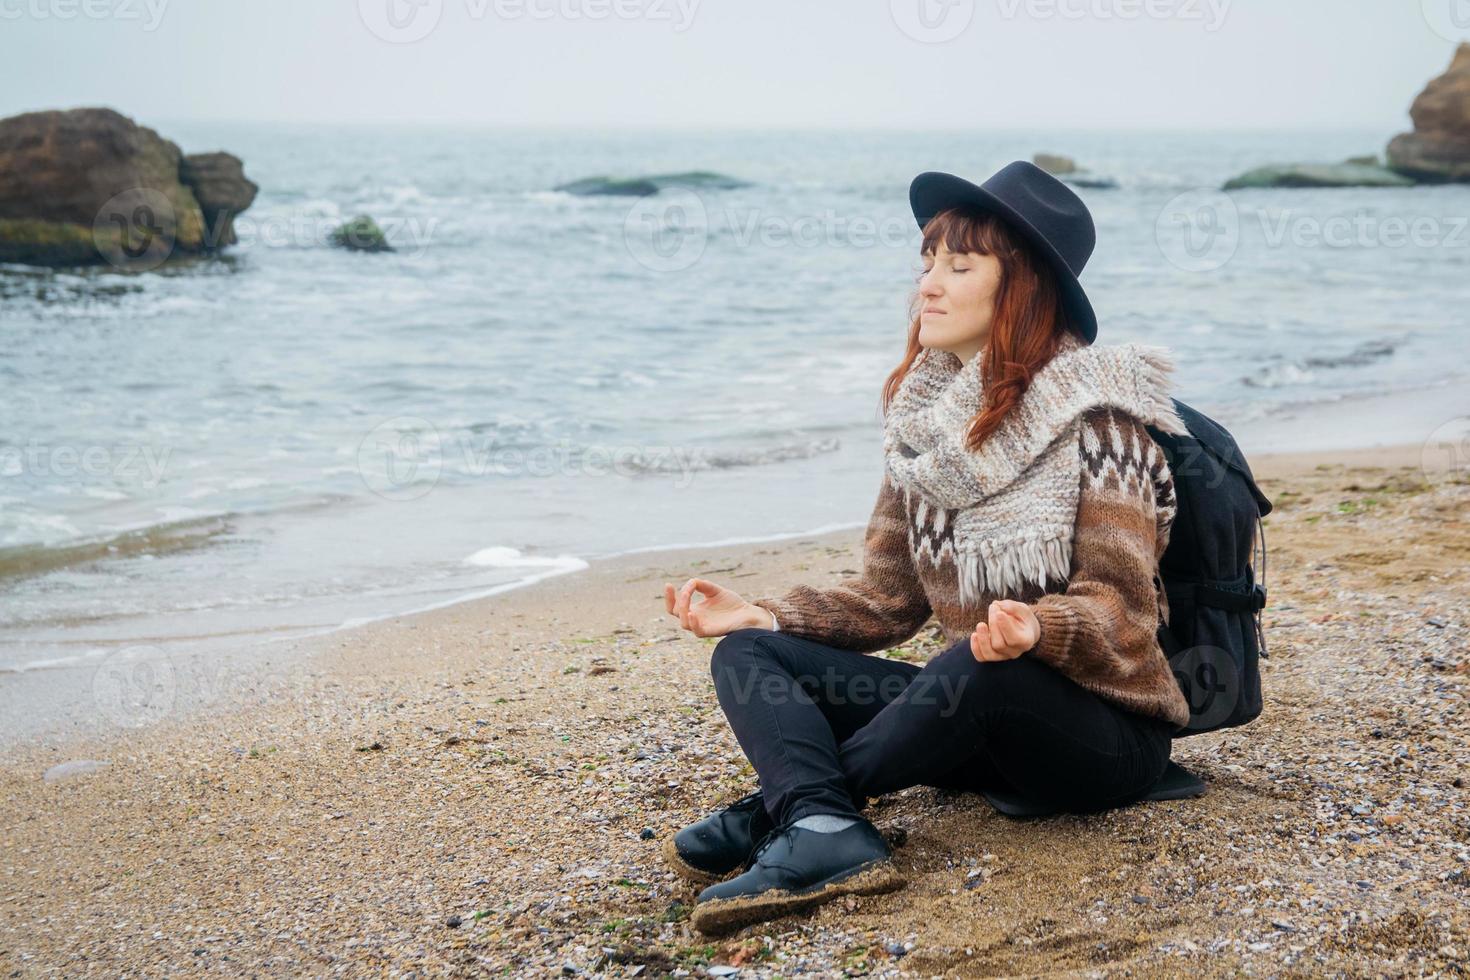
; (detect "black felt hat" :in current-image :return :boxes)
[910,161,1099,344]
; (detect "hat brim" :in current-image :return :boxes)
[909,171,1098,345]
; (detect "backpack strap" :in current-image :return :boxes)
[1165,580,1267,613]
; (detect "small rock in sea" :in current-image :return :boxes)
[634,749,651,761]
[445,914,462,928]
[43,760,109,782]
[561,964,580,976]
[708,967,740,978]
[884,940,907,957]
[1131,894,1151,905]
[329,215,394,253]
[639,827,655,840]
[1427,616,1448,628]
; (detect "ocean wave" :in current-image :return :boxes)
[462,546,588,571]
[615,437,842,474]
[1301,338,1399,369]
[1241,338,1401,388]
[0,513,236,583]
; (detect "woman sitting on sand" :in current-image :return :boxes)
[662,161,1193,935]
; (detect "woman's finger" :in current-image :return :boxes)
[678,579,697,628]
[971,622,995,661]
[989,604,1018,649]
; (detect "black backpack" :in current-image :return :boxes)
[1145,400,1273,739]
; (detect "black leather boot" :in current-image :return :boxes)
[690,818,904,935]
[663,792,774,885]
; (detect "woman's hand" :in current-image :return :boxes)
[971,599,1040,662]
[664,578,769,638]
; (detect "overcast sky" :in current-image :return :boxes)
[0,0,1458,129]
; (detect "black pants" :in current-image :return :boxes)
[710,628,1175,826]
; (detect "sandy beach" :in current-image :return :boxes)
[2,441,1467,978]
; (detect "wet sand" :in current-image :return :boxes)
[1,443,1467,977]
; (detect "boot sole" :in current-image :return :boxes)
[690,859,906,935]
[661,835,733,887]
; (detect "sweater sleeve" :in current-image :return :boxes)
[1029,407,1191,729]
[748,471,932,653]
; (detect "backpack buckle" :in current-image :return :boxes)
[1250,582,1267,612]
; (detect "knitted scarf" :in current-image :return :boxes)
[882,331,1190,603]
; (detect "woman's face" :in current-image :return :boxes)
[916,242,1002,366]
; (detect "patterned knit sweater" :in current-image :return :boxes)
[751,405,1192,730]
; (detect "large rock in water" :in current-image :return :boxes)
[1222,161,1414,189]
[179,151,258,247]
[554,170,751,196]
[1387,43,1470,183]
[0,107,257,267]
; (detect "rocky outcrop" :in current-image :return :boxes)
[179,151,258,247]
[1386,44,1470,183]
[0,107,256,267]
[554,171,750,196]
[1032,153,1117,189]
[1033,153,1077,175]
[1223,161,1414,190]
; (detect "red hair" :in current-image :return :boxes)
[880,206,1085,451]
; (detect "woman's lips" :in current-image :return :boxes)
[923,308,946,315]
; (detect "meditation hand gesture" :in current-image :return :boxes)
[664,578,770,638]
[972,599,1040,662]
